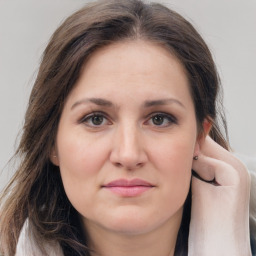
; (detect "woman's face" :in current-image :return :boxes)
[52,40,199,236]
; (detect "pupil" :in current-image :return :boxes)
[153,115,163,125]
[92,115,103,125]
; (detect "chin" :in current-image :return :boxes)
[97,206,177,236]
[107,220,154,236]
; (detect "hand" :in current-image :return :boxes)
[188,136,252,256]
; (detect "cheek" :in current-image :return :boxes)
[57,130,108,177]
[56,130,110,210]
[151,135,194,201]
[152,134,195,172]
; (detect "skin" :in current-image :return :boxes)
[51,40,202,256]
[189,137,251,255]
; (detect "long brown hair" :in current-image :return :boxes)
[0,0,229,255]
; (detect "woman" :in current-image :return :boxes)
[0,0,254,255]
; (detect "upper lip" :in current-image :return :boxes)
[103,179,154,187]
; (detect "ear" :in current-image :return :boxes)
[50,147,60,166]
[193,118,212,157]
[201,118,212,138]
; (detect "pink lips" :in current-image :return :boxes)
[102,179,154,197]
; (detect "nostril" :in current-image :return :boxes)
[127,162,145,170]
[114,162,122,168]
[128,163,144,170]
[113,161,144,170]
[136,162,144,167]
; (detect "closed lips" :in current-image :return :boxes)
[103,178,154,187]
[102,179,155,197]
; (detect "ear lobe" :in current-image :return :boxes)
[193,141,200,158]
[50,148,59,166]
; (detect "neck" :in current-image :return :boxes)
[84,209,182,256]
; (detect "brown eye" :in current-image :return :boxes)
[146,113,177,127]
[80,112,111,127]
[152,115,165,125]
[91,115,104,125]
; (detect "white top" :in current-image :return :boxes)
[15,220,63,256]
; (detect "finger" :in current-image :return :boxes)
[191,175,217,196]
[199,136,250,184]
[200,136,247,171]
[192,154,240,186]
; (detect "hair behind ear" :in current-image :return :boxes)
[209,123,229,150]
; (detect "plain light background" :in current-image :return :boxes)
[0,0,256,191]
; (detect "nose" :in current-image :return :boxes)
[109,123,148,170]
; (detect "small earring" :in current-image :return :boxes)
[193,156,198,160]
[53,155,57,158]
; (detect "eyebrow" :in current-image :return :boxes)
[144,98,185,108]
[71,97,185,110]
[71,98,113,110]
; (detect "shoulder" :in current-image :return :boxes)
[16,219,63,256]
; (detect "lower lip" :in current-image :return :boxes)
[103,186,153,197]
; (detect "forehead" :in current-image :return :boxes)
[82,40,187,82]
[66,40,192,108]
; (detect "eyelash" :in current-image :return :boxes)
[145,112,177,127]
[79,112,177,128]
[79,112,111,127]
